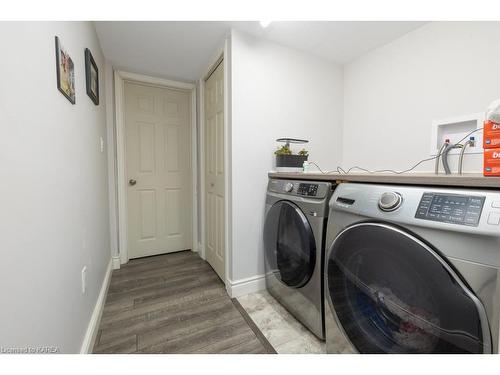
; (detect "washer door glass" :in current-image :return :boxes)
[326,223,491,354]
[264,201,316,288]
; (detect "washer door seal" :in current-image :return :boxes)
[326,222,492,354]
[264,200,316,289]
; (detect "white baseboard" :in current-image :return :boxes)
[198,242,205,260]
[112,256,121,270]
[80,259,113,354]
[226,274,266,298]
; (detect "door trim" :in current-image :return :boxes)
[114,70,197,265]
[199,38,232,289]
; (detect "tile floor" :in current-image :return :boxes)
[237,290,326,354]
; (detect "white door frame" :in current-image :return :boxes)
[114,70,198,265]
[199,38,232,287]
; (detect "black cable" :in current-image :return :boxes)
[307,127,483,175]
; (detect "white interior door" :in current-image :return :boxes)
[124,82,192,259]
[204,61,225,281]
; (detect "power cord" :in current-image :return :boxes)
[306,161,341,174]
[307,127,483,175]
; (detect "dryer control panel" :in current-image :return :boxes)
[297,183,319,197]
[267,179,332,199]
[415,192,485,227]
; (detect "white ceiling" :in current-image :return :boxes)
[95,21,427,82]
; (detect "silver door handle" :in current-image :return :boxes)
[129,179,137,186]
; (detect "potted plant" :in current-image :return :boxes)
[274,138,309,169]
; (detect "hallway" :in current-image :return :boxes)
[93,251,275,354]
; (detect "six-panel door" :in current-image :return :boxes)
[204,61,226,281]
[124,82,192,259]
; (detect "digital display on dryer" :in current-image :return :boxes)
[297,183,318,197]
[415,193,485,227]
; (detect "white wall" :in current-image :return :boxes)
[0,22,110,353]
[230,30,343,282]
[343,22,500,173]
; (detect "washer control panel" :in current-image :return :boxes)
[378,192,403,212]
[415,192,485,227]
[268,179,332,199]
[297,183,319,197]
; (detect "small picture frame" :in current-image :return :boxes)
[85,48,99,105]
[55,36,76,104]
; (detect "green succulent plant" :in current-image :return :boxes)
[274,145,309,156]
[274,145,292,155]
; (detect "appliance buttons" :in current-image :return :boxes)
[465,216,479,225]
[378,192,403,212]
[487,212,500,225]
[492,201,500,209]
[284,182,294,192]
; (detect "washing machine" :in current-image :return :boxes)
[264,178,335,339]
[324,183,500,354]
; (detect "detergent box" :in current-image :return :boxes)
[484,148,500,176]
[483,120,500,149]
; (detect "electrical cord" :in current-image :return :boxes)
[307,127,483,175]
[306,161,342,174]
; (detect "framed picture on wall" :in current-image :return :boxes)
[55,36,76,104]
[85,48,99,105]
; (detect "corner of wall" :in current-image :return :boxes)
[104,59,120,263]
[226,274,266,299]
[80,259,113,353]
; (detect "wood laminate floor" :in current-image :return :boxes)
[93,251,275,354]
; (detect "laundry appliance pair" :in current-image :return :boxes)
[265,178,500,353]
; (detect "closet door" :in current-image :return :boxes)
[204,60,225,281]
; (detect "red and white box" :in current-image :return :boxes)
[484,148,500,176]
[483,120,500,149]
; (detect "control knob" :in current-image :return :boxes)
[378,192,403,212]
[284,182,294,192]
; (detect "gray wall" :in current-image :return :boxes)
[0,22,110,353]
[229,30,344,281]
[343,22,500,173]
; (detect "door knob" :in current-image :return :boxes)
[129,179,137,186]
[210,182,215,187]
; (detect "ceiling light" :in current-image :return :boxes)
[259,20,272,28]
